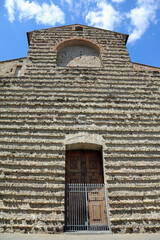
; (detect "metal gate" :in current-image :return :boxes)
[66,184,110,232]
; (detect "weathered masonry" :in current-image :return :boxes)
[0,24,160,234]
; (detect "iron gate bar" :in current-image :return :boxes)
[66,183,110,232]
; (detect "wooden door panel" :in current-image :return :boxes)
[66,151,82,183]
[86,175,103,184]
[67,151,81,172]
[85,151,103,184]
[88,188,107,226]
[90,204,102,222]
[87,157,98,172]
[70,157,81,171]
[66,150,103,184]
[68,174,82,184]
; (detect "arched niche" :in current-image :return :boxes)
[56,39,102,67]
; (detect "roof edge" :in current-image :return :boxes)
[0,57,26,64]
[133,62,160,71]
[26,23,129,45]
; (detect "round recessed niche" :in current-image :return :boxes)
[57,45,101,67]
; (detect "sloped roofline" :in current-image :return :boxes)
[27,23,129,46]
[133,62,160,71]
[0,57,26,63]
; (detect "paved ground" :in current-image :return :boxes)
[0,233,160,240]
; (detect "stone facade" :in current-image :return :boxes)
[0,58,27,77]
[0,24,160,234]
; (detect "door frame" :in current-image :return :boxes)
[64,142,111,232]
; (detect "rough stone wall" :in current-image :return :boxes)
[0,25,160,234]
[0,58,27,77]
[133,62,160,72]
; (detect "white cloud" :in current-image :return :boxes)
[61,0,73,7]
[61,0,93,17]
[5,0,65,25]
[86,1,122,30]
[127,0,159,43]
[112,0,125,3]
[4,0,15,22]
[4,0,160,44]
[64,0,72,4]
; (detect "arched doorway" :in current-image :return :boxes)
[65,147,109,232]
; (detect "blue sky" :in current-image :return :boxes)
[0,0,160,67]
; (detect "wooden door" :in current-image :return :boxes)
[66,150,103,184]
[88,188,107,226]
[66,150,107,230]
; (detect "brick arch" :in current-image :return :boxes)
[55,37,101,53]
